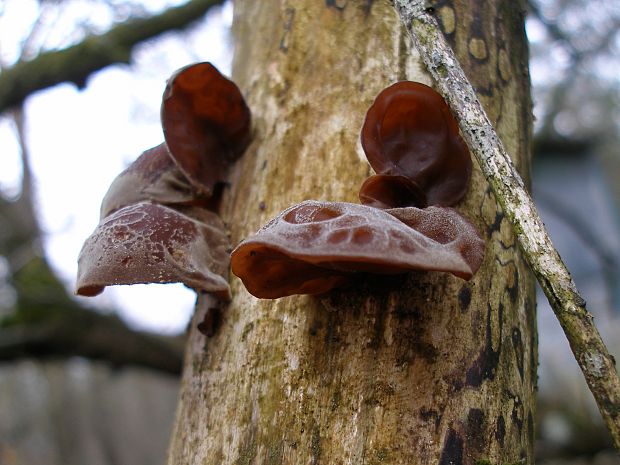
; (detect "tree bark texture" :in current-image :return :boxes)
[167,1,536,464]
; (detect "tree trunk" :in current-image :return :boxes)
[166,1,536,463]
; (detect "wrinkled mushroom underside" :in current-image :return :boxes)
[231,201,484,298]
[77,202,231,300]
[77,62,254,301]
[100,143,197,219]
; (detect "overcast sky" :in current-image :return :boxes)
[0,0,233,333]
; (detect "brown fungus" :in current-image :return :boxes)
[77,62,253,305]
[360,81,471,207]
[100,143,198,219]
[231,200,484,299]
[76,203,231,300]
[161,62,251,196]
[359,174,427,209]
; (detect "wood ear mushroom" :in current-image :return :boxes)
[233,81,483,299]
[76,62,251,304]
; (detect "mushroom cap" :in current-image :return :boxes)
[231,200,484,299]
[361,81,471,207]
[387,205,485,277]
[359,174,427,209]
[161,62,251,196]
[100,143,198,219]
[76,202,231,300]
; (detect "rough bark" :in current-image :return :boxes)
[395,0,620,447]
[167,1,536,463]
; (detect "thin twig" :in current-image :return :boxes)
[393,0,620,449]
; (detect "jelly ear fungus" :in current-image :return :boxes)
[232,81,484,299]
[76,62,251,304]
[359,81,471,208]
[161,62,251,196]
[231,201,483,299]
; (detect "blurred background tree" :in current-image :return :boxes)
[0,0,618,463]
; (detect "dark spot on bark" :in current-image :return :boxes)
[512,327,524,380]
[414,342,439,362]
[466,304,502,387]
[466,408,486,453]
[362,0,374,14]
[279,8,295,53]
[432,0,457,46]
[330,390,341,411]
[488,212,504,237]
[530,342,538,389]
[259,201,266,211]
[511,394,523,432]
[325,0,346,10]
[506,261,519,303]
[369,301,388,350]
[468,6,485,38]
[474,83,494,96]
[458,285,472,312]
[311,425,321,465]
[528,410,535,445]
[495,414,505,446]
[525,297,538,388]
[197,307,220,337]
[324,312,340,345]
[439,428,463,465]
[309,318,322,336]
[451,378,464,392]
[241,321,254,341]
[420,408,442,430]
[395,305,421,321]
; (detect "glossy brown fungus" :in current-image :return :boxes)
[100,143,197,219]
[231,200,484,299]
[359,174,427,209]
[77,62,253,304]
[161,62,252,196]
[360,81,471,207]
[387,206,485,277]
[76,203,231,300]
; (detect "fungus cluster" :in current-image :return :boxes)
[231,82,484,298]
[76,63,251,302]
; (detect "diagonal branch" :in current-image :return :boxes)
[0,0,225,114]
[394,0,620,450]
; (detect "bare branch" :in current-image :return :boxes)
[394,0,620,450]
[0,306,185,375]
[0,0,225,114]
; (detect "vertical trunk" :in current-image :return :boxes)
[167,1,536,463]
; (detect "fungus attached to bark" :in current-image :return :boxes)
[360,81,471,207]
[77,62,253,305]
[100,143,197,219]
[76,203,231,300]
[231,200,484,299]
[359,174,427,209]
[231,81,485,299]
[161,62,252,196]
